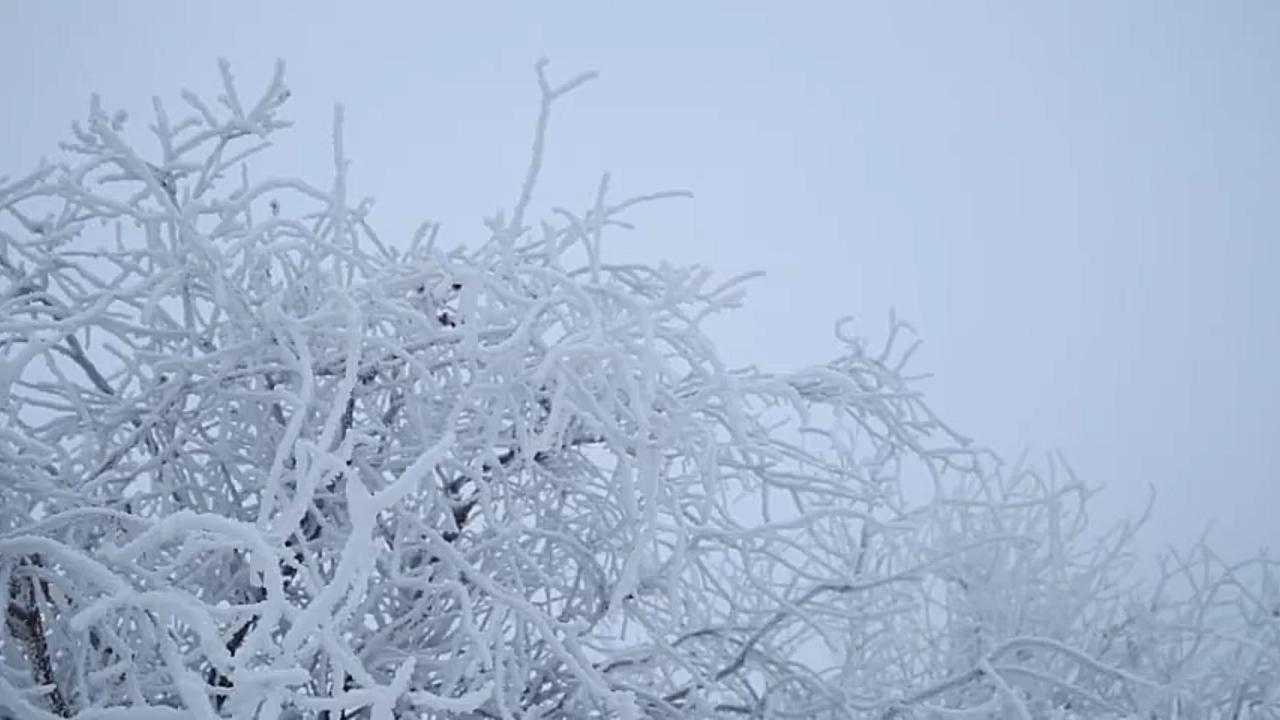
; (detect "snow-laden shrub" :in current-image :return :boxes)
[1,61,1275,719]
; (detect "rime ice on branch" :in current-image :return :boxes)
[0,60,1275,720]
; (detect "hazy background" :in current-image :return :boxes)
[2,3,1276,562]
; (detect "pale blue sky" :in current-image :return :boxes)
[2,2,1276,559]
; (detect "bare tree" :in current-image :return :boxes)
[1,61,1274,720]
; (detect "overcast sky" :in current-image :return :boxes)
[2,2,1276,561]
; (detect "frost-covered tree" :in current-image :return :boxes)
[1,61,1275,720]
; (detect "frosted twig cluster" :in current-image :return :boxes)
[1,61,1275,719]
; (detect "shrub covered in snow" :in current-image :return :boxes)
[1,61,1275,719]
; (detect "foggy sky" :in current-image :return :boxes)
[2,2,1276,561]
